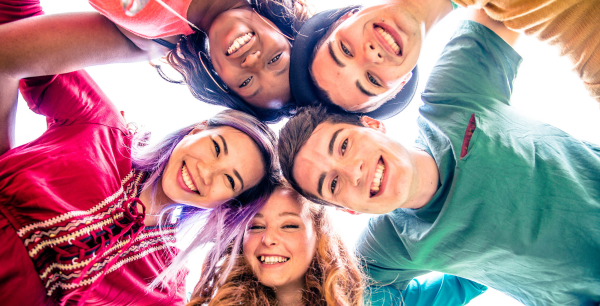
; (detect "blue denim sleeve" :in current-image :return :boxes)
[368,274,487,306]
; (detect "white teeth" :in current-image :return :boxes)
[259,256,289,264]
[181,164,198,192]
[376,27,400,55]
[370,163,385,195]
[227,33,254,55]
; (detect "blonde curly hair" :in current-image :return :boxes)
[188,184,365,306]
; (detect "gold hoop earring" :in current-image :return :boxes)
[253,8,294,41]
[199,52,229,93]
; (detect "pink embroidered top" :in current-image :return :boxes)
[88,0,195,39]
[0,3,186,304]
[0,71,187,306]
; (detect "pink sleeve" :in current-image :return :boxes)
[18,71,127,131]
[0,0,43,25]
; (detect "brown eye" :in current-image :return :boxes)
[240,76,252,88]
[212,139,220,157]
[367,73,381,87]
[341,139,348,155]
[341,42,352,56]
[268,53,282,64]
[330,176,338,194]
[226,174,235,191]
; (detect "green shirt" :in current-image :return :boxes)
[358,21,600,306]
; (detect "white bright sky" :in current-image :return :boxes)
[14,1,600,305]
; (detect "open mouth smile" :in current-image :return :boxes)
[181,163,199,194]
[258,255,290,265]
[370,157,385,197]
[227,32,254,55]
[374,25,402,56]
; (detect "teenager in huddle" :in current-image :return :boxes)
[186,183,486,306]
[91,0,314,121]
[278,9,600,306]
[290,0,600,119]
[0,2,279,304]
[0,0,312,123]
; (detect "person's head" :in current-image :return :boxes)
[162,0,313,123]
[279,106,425,214]
[188,183,364,306]
[289,6,420,119]
[132,109,279,210]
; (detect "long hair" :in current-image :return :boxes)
[130,109,280,288]
[188,184,365,306]
[157,0,313,123]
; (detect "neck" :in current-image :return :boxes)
[138,180,175,226]
[390,0,454,34]
[275,282,304,306]
[402,149,440,210]
[187,0,251,32]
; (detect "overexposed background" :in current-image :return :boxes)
[13,1,600,305]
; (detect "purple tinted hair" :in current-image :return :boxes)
[131,109,279,207]
[130,109,279,287]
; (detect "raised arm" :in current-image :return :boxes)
[0,1,166,155]
[467,8,519,46]
[0,12,165,81]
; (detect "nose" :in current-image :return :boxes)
[197,164,213,186]
[365,42,384,64]
[340,158,363,186]
[262,227,278,246]
[241,50,262,69]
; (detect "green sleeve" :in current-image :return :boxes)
[357,213,430,291]
[368,274,488,306]
[422,21,522,107]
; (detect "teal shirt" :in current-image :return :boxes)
[358,21,600,306]
[369,274,487,306]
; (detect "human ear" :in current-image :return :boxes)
[188,121,208,136]
[401,71,413,86]
[360,116,386,134]
[336,207,362,215]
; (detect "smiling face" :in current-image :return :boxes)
[243,188,317,291]
[292,118,422,214]
[161,126,265,209]
[208,7,292,110]
[311,5,422,112]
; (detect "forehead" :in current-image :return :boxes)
[258,188,309,220]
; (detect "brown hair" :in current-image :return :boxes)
[277,106,363,207]
[187,184,365,306]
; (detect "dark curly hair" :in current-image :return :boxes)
[157,0,313,123]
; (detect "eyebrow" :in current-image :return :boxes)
[234,170,244,190]
[328,128,344,155]
[318,128,345,197]
[279,212,301,217]
[219,134,245,190]
[318,173,326,197]
[328,41,345,68]
[274,64,289,77]
[247,87,261,99]
[356,81,377,97]
[252,212,300,218]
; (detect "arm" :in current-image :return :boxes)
[0,76,18,156]
[0,12,165,81]
[368,274,487,306]
[0,6,166,154]
[467,8,519,46]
